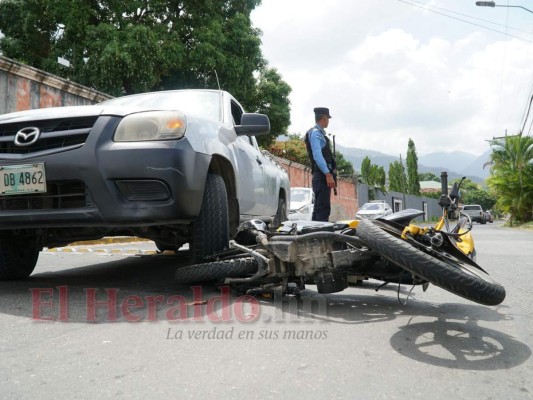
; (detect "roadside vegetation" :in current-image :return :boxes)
[486,135,533,227]
[0,0,291,148]
[1,2,530,225]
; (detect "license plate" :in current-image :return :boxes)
[0,163,47,195]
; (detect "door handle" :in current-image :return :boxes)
[256,157,263,165]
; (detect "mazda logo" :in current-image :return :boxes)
[14,127,41,147]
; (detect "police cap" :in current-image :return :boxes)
[313,107,332,118]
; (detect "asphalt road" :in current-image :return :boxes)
[1,221,532,399]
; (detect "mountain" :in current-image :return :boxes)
[336,144,486,183]
[461,150,492,180]
[418,151,476,173]
[418,150,492,180]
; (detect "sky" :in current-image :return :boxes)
[250,0,533,157]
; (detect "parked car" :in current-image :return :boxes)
[0,89,290,279]
[462,204,486,224]
[288,187,314,220]
[355,200,393,220]
[484,210,494,223]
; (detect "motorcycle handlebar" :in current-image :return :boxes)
[440,171,448,197]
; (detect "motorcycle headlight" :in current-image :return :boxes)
[114,111,187,142]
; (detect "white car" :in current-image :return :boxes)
[356,200,393,220]
[288,187,314,220]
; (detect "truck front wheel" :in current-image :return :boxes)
[190,174,230,263]
[0,233,40,280]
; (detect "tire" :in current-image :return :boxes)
[0,234,40,280]
[271,196,287,230]
[356,219,505,306]
[175,257,258,284]
[190,174,230,262]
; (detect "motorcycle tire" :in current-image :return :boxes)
[175,257,258,284]
[356,219,505,306]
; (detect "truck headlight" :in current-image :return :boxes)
[114,111,187,142]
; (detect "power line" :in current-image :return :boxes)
[398,0,533,43]
[406,0,532,34]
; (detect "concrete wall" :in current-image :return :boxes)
[276,158,358,220]
[0,55,111,114]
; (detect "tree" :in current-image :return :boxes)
[462,189,497,212]
[268,135,309,165]
[448,177,496,210]
[418,172,440,182]
[252,67,292,148]
[267,134,354,178]
[388,160,407,193]
[0,0,291,138]
[335,152,355,177]
[358,156,385,191]
[360,156,372,184]
[406,138,420,196]
[452,177,479,195]
[487,135,533,224]
[370,165,386,192]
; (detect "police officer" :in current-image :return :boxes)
[304,107,336,222]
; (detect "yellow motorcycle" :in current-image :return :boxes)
[175,172,505,306]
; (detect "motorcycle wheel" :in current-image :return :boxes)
[356,219,505,306]
[175,257,258,284]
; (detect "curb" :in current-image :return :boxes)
[43,237,162,256]
[43,247,158,256]
[67,237,151,246]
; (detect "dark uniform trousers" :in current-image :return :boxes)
[312,170,331,222]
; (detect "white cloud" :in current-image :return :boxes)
[252,0,533,157]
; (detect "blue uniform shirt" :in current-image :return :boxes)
[309,124,330,175]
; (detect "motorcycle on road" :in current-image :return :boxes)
[175,172,505,306]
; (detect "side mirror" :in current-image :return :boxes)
[235,113,271,136]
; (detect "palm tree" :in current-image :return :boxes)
[487,135,533,225]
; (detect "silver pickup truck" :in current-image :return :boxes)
[461,204,486,224]
[0,89,290,279]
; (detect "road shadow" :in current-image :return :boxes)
[0,253,530,371]
[254,285,531,371]
[0,253,192,323]
[389,317,531,370]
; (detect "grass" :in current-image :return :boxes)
[502,220,533,230]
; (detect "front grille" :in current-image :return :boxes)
[0,181,89,210]
[0,117,98,154]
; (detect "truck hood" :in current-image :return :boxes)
[0,104,167,124]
